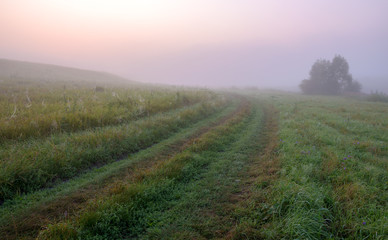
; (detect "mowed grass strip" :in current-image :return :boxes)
[36,98,256,239]
[135,101,269,239]
[253,93,387,239]
[0,96,243,240]
[225,103,281,239]
[0,99,225,202]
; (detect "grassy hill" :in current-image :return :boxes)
[0,59,136,88]
[0,60,386,239]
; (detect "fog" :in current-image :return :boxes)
[1,0,388,92]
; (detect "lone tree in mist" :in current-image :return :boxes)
[300,55,361,95]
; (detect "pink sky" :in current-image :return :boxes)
[1,0,388,89]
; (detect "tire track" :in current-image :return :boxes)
[1,96,249,240]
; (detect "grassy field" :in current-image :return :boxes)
[231,92,387,239]
[0,75,387,239]
[0,80,216,142]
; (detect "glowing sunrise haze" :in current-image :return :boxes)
[1,0,387,90]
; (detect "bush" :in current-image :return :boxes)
[366,91,388,103]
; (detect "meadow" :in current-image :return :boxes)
[0,76,387,239]
[227,93,387,239]
[0,78,216,142]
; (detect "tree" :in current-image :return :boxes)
[344,80,362,92]
[300,55,361,95]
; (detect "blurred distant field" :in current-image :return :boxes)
[0,68,386,239]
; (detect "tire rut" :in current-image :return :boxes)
[1,97,250,240]
[224,103,281,239]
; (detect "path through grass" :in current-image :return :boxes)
[1,96,242,239]
[2,90,386,240]
[37,98,273,239]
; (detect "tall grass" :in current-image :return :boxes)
[261,94,387,239]
[0,100,239,236]
[37,98,253,240]
[366,91,388,103]
[0,80,216,142]
[0,99,226,201]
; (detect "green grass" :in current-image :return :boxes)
[367,92,388,103]
[1,83,387,240]
[138,102,266,239]
[0,99,227,201]
[239,93,387,239]
[0,80,217,142]
[0,99,241,238]
[37,99,263,239]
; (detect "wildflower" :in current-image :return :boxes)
[362,221,366,225]
[348,155,351,158]
[343,157,347,160]
[344,167,346,170]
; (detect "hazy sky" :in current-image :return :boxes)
[1,0,388,90]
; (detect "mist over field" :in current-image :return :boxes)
[1,0,388,92]
[1,1,388,239]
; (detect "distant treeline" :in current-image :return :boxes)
[366,91,388,103]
